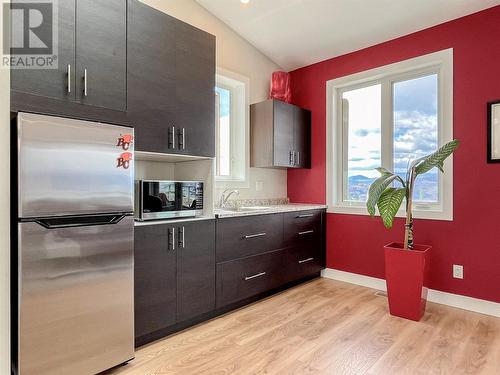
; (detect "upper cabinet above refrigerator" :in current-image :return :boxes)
[11,0,127,112]
[75,0,127,111]
[251,99,311,169]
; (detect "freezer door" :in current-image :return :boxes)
[17,216,134,375]
[18,112,134,218]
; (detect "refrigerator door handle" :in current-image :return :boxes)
[34,214,127,229]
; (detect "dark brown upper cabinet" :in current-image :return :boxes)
[174,21,216,157]
[127,0,176,153]
[75,0,127,111]
[11,0,127,112]
[10,0,76,102]
[293,105,311,168]
[250,99,311,169]
[128,0,215,157]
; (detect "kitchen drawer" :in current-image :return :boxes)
[286,244,323,282]
[216,250,285,307]
[284,210,322,245]
[216,214,284,262]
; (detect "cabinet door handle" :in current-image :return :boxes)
[296,151,300,165]
[168,227,176,251]
[172,126,176,149]
[243,232,266,239]
[180,128,186,150]
[296,214,314,218]
[83,68,88,96]
[298,230,314,235]
[298,257,314,264]
[178,226,185,249]
[67,64,71,93]
[244,272,266,281]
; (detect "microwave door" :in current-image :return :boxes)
[141,181,179,219]
[181,184,195,210]
[180,182,203,212]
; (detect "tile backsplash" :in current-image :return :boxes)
[217,197,289,209]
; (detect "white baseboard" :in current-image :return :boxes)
[321,268,500,318]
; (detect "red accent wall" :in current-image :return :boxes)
[288,6,500,303]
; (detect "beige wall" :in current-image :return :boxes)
[0,0,10,371]
[140,0,288,200]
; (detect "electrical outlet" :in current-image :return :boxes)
[255,181,264,191]
[453,264,463,279]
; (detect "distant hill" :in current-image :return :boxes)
[348,175,375,183]
[347,172,438,202]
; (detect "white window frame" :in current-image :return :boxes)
[326,49,454,221]
[215,68,250,187]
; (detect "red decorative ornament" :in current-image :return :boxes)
[269,71,291,103]
[117,152,133,169]
[117,134,134,150]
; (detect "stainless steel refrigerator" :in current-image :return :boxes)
[14,112,135,375]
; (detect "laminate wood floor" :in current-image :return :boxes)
[107,278,500,375]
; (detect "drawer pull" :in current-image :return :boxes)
[244,272,267,281]
[296,214,314,218]
[243,232,267,239]
[298,257,314,264]
[298,230,315,235]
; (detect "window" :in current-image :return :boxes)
[215,86,231,177]
[215,69,249,185]
[327,49,453,220]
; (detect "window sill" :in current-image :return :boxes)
[328,205,453,221]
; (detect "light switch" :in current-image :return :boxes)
[256,181,263,191]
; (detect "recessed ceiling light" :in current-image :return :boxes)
[240,0,250,4]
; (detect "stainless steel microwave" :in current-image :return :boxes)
[135,180,204,221]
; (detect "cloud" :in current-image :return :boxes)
[394,74,438,115]
[393,109,437,173]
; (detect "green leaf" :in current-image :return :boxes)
[414,140,460,175]
[375,167,393,175]
[366,174,397,216]
[377,188,406,228]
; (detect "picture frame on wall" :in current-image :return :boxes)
[487,100,500,163]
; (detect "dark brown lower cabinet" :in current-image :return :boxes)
[176,221,216,322]
[134,224,176,340]
[215,209,326,309]
[216,213,284,263]
[134,219,216,344]
[285,244,323,283]
[216,250,285,308]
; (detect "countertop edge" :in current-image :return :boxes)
[134,216,216,226]
[214,204,327,219]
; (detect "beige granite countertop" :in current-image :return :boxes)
[214,203,327,218]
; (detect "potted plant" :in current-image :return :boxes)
[366,140,459,321]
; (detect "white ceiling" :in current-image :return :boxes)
[196,0,500,71]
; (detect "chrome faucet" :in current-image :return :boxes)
[218,188,240,209]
